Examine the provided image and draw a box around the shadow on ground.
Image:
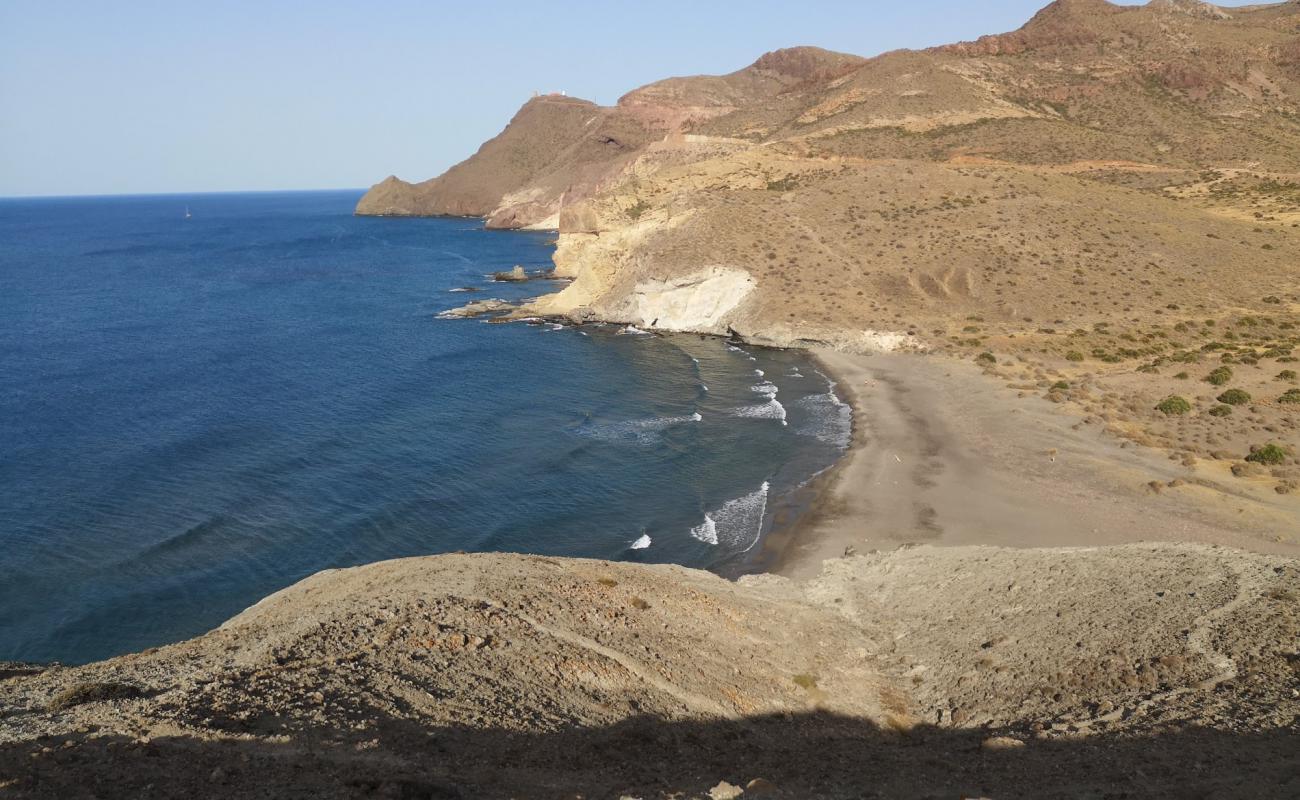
[3,709,1297,799]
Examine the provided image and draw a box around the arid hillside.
[370,1,1300,506]
[3,546,1297,798]
[355,46,863,228]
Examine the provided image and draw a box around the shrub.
[47,682,143,712]
[1051,381,1070,391]
[626,199,651,220]
[792,674,819,690]
[976,352,997,365]
[1245,444,1289,465]
[1174,371,1189,380]
[1208,404,1233,417]
[1217,389,1251,405]
[1278,370,1297,382]
[1205,366,1233,385]
[1156,395,1191,416]
[1065,351,1085,362]
[1278,389,1300,404]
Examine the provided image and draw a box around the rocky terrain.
[380,0,1300,496]
[2,545,1297,798]
[13,4,1298,797]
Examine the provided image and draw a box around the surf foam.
[689,481,770,552]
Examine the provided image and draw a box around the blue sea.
[0,190,849,665]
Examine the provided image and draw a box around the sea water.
[0,191,849,664]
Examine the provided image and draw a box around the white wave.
[618,325,652,335]
[754,369,764,377]
[794,390,852,448]
[576,412,701,445]
[630,534,652,550]
[689,481,770,552]
[546,323,566,331]
[751,381,778,397]
[701,384,708,392]
[727,345,745,353]
[732,398,787,425]
[448,287,476,293]
[689,515,718,545]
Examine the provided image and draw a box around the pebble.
[709,780,745,799]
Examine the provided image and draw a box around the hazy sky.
[0,1,1249,197]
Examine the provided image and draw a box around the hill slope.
[3,545,1297,797]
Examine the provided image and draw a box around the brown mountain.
[369,0,1299,475]
[354,47,865,227]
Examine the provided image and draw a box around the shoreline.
[769,348,1300,579]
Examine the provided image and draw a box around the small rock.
[981,736,1026,751]
[745,778,778,794]
[709,780,744,799]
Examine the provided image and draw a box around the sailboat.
[184,205,192,219]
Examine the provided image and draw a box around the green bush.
[1277,370,1297,382]
[626,199,651,220]
[976,352,997,365]
[766,175,799,192]
[1205,366,1233,385]
[1051,381,1070,391]
[1156,395,1191,416]
[1174,371,1189,380]
[1278,389,1300,404]
[1065,351,1085,362]
[1217,389,1251,405]
[1208,404,1233,417]
[1245,444,1289,465]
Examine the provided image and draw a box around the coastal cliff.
[429,1,1300,490]
[4,545,1298,797]
[364,1,1300,346]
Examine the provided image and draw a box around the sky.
[0,0,1258,197]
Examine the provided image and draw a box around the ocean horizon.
[0,190,850,664]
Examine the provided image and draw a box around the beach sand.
[771,349,1300,578]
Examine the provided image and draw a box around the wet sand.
[771,349,1300,578]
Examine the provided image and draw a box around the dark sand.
[771,350,1300,578]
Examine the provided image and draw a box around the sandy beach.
[771,349,1300,578]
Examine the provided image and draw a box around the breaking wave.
[630,534,652,550]
[733,398,787,424]
[575,412,701,445]
[688,481,771,552]
[733,378,786,424]
[795,371,852,448]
